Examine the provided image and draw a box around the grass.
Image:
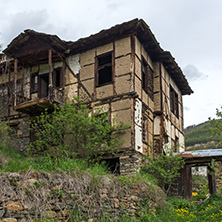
[0,143,109,175]
[2,143,222,222]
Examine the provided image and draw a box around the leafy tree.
[209,107,222,142]
[141,152,185,195]
[28,98,128,162]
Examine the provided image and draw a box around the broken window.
[31,73,38,93]
[39,74,49,98]
[53,68,63,88]
[170,85,179,118]
[142,116,148,143]
[173,136,179,152]
[142,57,153,99]
[96,52,113,86]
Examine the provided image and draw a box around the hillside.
[185,121,221,151]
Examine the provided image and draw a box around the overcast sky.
[0,0,221,128]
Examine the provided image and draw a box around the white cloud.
[183,64,205,82]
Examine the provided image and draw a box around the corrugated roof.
[184,149,222,157]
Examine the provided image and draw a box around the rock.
[101,194,108,199]
[113,198,119,208]
[7,173,20,181]
[61,210,70,217]
[21,179,38,188]
[44,211,57,218]
[6,202,23,212]
[101,188,108,194]
[0,219,17,222]
[0,208,5,218]
[130,195,139,202]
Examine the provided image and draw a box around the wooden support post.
[208,165,216,195]
[48,49,53,100]
[180,164,192,200]
[14,58,18,107]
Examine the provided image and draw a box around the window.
[142,116,148,143]
[39,74,49,98]
[96,52,113,86]
[141,58,153,99]
[31,73,38,93]
[53,68,63,88]
[173,136,179,152]
[170,85,179,118]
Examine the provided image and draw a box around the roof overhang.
[3,30,68,65]
[3,19,193,95]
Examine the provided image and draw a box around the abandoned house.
[0,19,193,175]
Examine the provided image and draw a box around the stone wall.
[0,170,165,221]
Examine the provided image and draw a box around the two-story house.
[0,19,193,174]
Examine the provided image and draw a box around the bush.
[141,153,185,195]
[28,98,128,162]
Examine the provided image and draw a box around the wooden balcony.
[14,88,64,116]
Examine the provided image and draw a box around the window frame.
[53,67,64,88]
[96,51,114,87]
[142,116,148,144]
[141,57,154,99]
[170,85,179,118]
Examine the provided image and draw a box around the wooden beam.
[48,49,53,100]
[14,58,18,107]
[55,51,93,101]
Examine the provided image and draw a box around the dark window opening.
[174,136,179,152]
[31,73,38,93]
[39,74,49,98]
[101,158,120,175]
[53,68,63,88]
[141,58,153,99]
[170,86,179,118]
[142,117,148,143]
[96,52,113,86]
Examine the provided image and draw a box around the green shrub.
[28,98,128,162]
[141,153,185,194]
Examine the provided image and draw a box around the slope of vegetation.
[1,100,222,221]
[185,121,221,148]
[1,144,222,221]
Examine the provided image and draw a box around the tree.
[209,107,222,143]
[28,98,128,162]
[141,152,185,195]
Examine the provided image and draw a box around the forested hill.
[184,121,221,151]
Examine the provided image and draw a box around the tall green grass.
[0,143,109,175]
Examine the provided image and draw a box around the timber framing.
[0,18,193,176]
